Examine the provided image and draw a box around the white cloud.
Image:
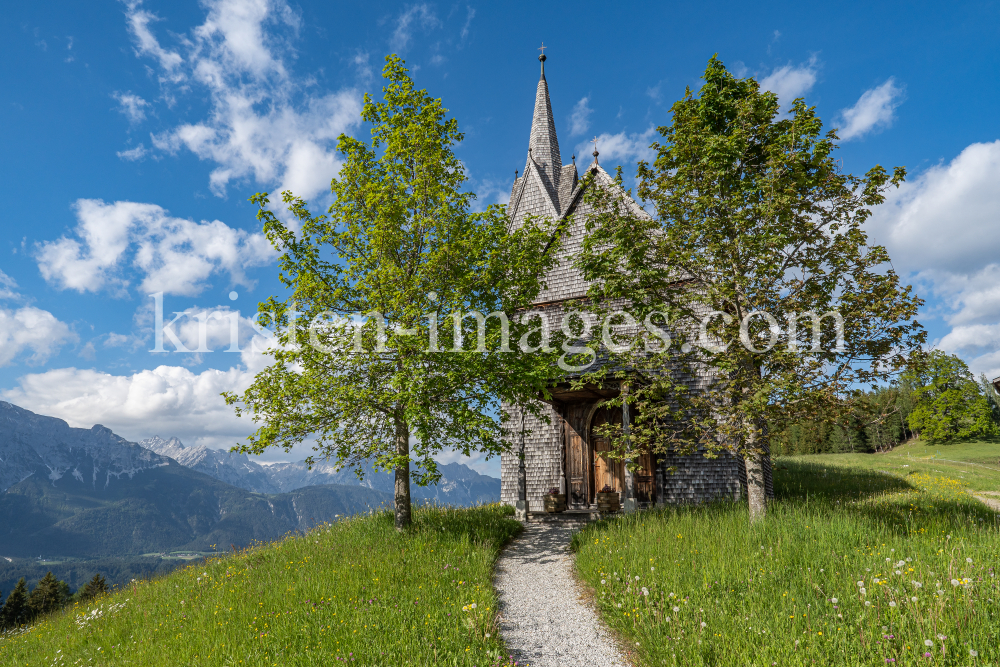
[0,270,19,300]
[123,2,184,79]
[459,7,475,42]
[390,4,440,52]
[124,0,362,200]
[838,78,904,141]
[36,198,276,296]
[759,56,819,111]
[3,364,257,449]
[113,91,150,123]
[0,306,76,367]
[117,144,148,161]
[569,96,593,136]
[868,140,1000,378]
[575,127,656,167]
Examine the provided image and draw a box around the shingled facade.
[499,55,744,511]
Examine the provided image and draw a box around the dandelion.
[911,597,918,602]
[635,576,640,581]
[651,567,655,571]
[951,579,960,587]
[865,601,872,607]
[970,649,978,657]
[673,606,680,613]
[601,580,606,585]
[889,601,896,607]
[700,622,707,628]
[641,587,649,597]
[925,640,933,647]
[857,581,865,587]
[860,588,867,595]
[967,558,973,563]
[937,634,947,641]
[831,598,838,604]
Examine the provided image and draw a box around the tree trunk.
[393,412,411,531]
[744,418,773,522]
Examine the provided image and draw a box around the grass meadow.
[573,454,1000,666]
[0,504,521,667]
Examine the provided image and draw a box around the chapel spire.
[527,44,562,181]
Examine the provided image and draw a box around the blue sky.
[2,0,999,475]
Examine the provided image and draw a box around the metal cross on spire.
[591,135,599,161]
[538,42,547,56]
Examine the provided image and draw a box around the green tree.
[27,572,65,618]
[904,351,996,442]
[979,373,1000,426]
[76,574,108,603]
[226,55,559,530]
[577,56,924,520]
[1,578,30,629]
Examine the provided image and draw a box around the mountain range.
[0,401,499,592]
[138,436,501,505]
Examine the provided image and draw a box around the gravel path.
[495,522,629,667]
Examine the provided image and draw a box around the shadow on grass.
[368,503,523,550]
[774,459,914,501]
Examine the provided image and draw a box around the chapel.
[499,52,745,513]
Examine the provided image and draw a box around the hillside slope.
[0,505,521,667]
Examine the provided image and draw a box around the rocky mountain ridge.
[139,436,501,505]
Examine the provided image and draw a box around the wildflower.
[641,587,649,597]
[673,606,680,613]
[831,598,838,604]
[937,634,946,641]
[913,581,922,588]
[860,588,867,595]
[865,601,871,607]
[970,649,978,657]
[911,597,917,602]
[651,567,655,571]
[951,579,960,587]
[635,576,640,581]
[889,601,896,607]
[601,580,606,585]
[924,653,932,658]
[857,581,865,587]
[925,640,933,647]
[967,558,973,564]
[700,622,707,628]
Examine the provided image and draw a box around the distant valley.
[0,401,499,592]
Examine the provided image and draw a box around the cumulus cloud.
[0,306,76,367]
[569,96,593,136]
[124,0,362,200]
[838,78,905,141]
[575,127,656,167]
[759,56,819,111]
[868,140,1000,377]
[113,91,150,123]
[36,198,276,296]
[3,364,257,449]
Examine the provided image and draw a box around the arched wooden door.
[590,405,624,499]
[590,404,656,504]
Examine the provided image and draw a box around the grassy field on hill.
[0,505,521,667]
[574,444,1000,666]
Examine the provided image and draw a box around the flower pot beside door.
[596,486,621,513]
[543,488,566,513]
